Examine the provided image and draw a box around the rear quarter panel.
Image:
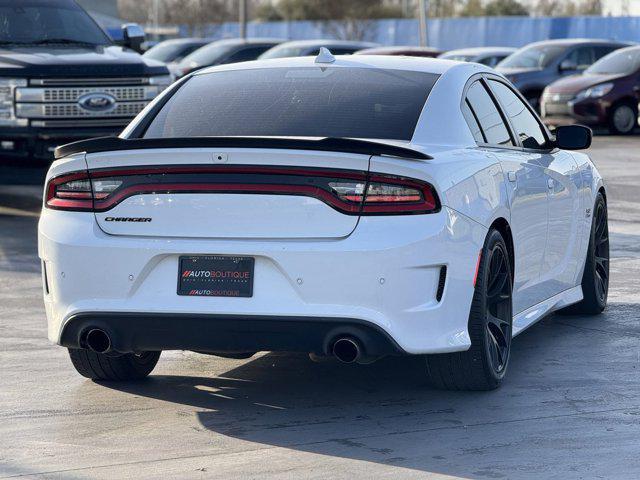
[370,148,510,229]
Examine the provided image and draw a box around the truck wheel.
[559,193,609,315]
[68,348,160,381]
[425,229,513,391]
[608,102,637,135]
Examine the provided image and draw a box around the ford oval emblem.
[78,92,116,112]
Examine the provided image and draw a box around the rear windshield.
[144,41,207,63]
[499,44,566,69]
[180,43,233,66]
[143,67,439,141]
[586,48,640,75]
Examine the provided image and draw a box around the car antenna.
[315,47,335,64]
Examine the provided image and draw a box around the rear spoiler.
[54,136,432,161]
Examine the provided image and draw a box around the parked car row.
[5,0,639,166]
[147,35,640,135]
[144,39,380,79]
[540,45,640,134]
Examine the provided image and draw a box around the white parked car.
[40,52,609,390]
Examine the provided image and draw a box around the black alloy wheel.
[425,229,513,390]
[559,192,609,315]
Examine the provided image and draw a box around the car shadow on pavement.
[101,304,640,478]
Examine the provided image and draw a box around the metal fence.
[108,16,640,49]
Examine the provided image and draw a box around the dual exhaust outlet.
[84,329,372,364]
[84,328,112,354]
[332,337,377,364]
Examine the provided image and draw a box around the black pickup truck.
[0,0,171,161]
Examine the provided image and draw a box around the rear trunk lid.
[86,148,371,239]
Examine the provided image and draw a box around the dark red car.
[542,45,640,134]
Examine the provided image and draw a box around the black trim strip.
[54,136,432,161]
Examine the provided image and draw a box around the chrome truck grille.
[14,78,157,126]
[17,102,149,119]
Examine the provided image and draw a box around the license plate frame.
[178,255,255,297]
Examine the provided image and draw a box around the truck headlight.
[148,74,173,96]
[0,78,28,127]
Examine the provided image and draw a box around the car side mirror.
[554,125,592,150]
[121,23,145,53]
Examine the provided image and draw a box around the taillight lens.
[46,173,93,211]
[92,178,123,199]
[45,173,121,211]
[329,177,438,214]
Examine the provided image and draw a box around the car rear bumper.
[60,312,404,356]
[39,206,487,355]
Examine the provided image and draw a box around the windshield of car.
[180,43,234,66]
[143,67,439,141]
[586,48,640,75]
[259,45,305,59]
[0,0,111,46]
[144,42,206,63]
[499,44,566,69]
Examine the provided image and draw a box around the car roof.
[525,38,631,47]
[605,44,640,53]
[194,54,488,77]
[160,38,211,45]
[355,46,442,55]
[269,39,379,49]
[441,46,517,56]
[202,38,285,48]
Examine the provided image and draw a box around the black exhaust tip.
[332,337,361,364]
[85,328,111,354]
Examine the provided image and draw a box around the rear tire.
[68,349,160,381]
[559,193,609,315]
[425,229,513,391]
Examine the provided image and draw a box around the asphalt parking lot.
[1,136,640,479]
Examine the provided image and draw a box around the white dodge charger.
[39,51,609,390]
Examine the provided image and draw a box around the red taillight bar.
[45,166,440,215]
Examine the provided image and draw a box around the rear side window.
[566,46,594,69]
[224,45,273,63]
[479,56,502,67]
[143,67,439,141]
[464,81,513,147]
[488,80,547,149]
[594,45,619,61]
[462,99,485,143]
